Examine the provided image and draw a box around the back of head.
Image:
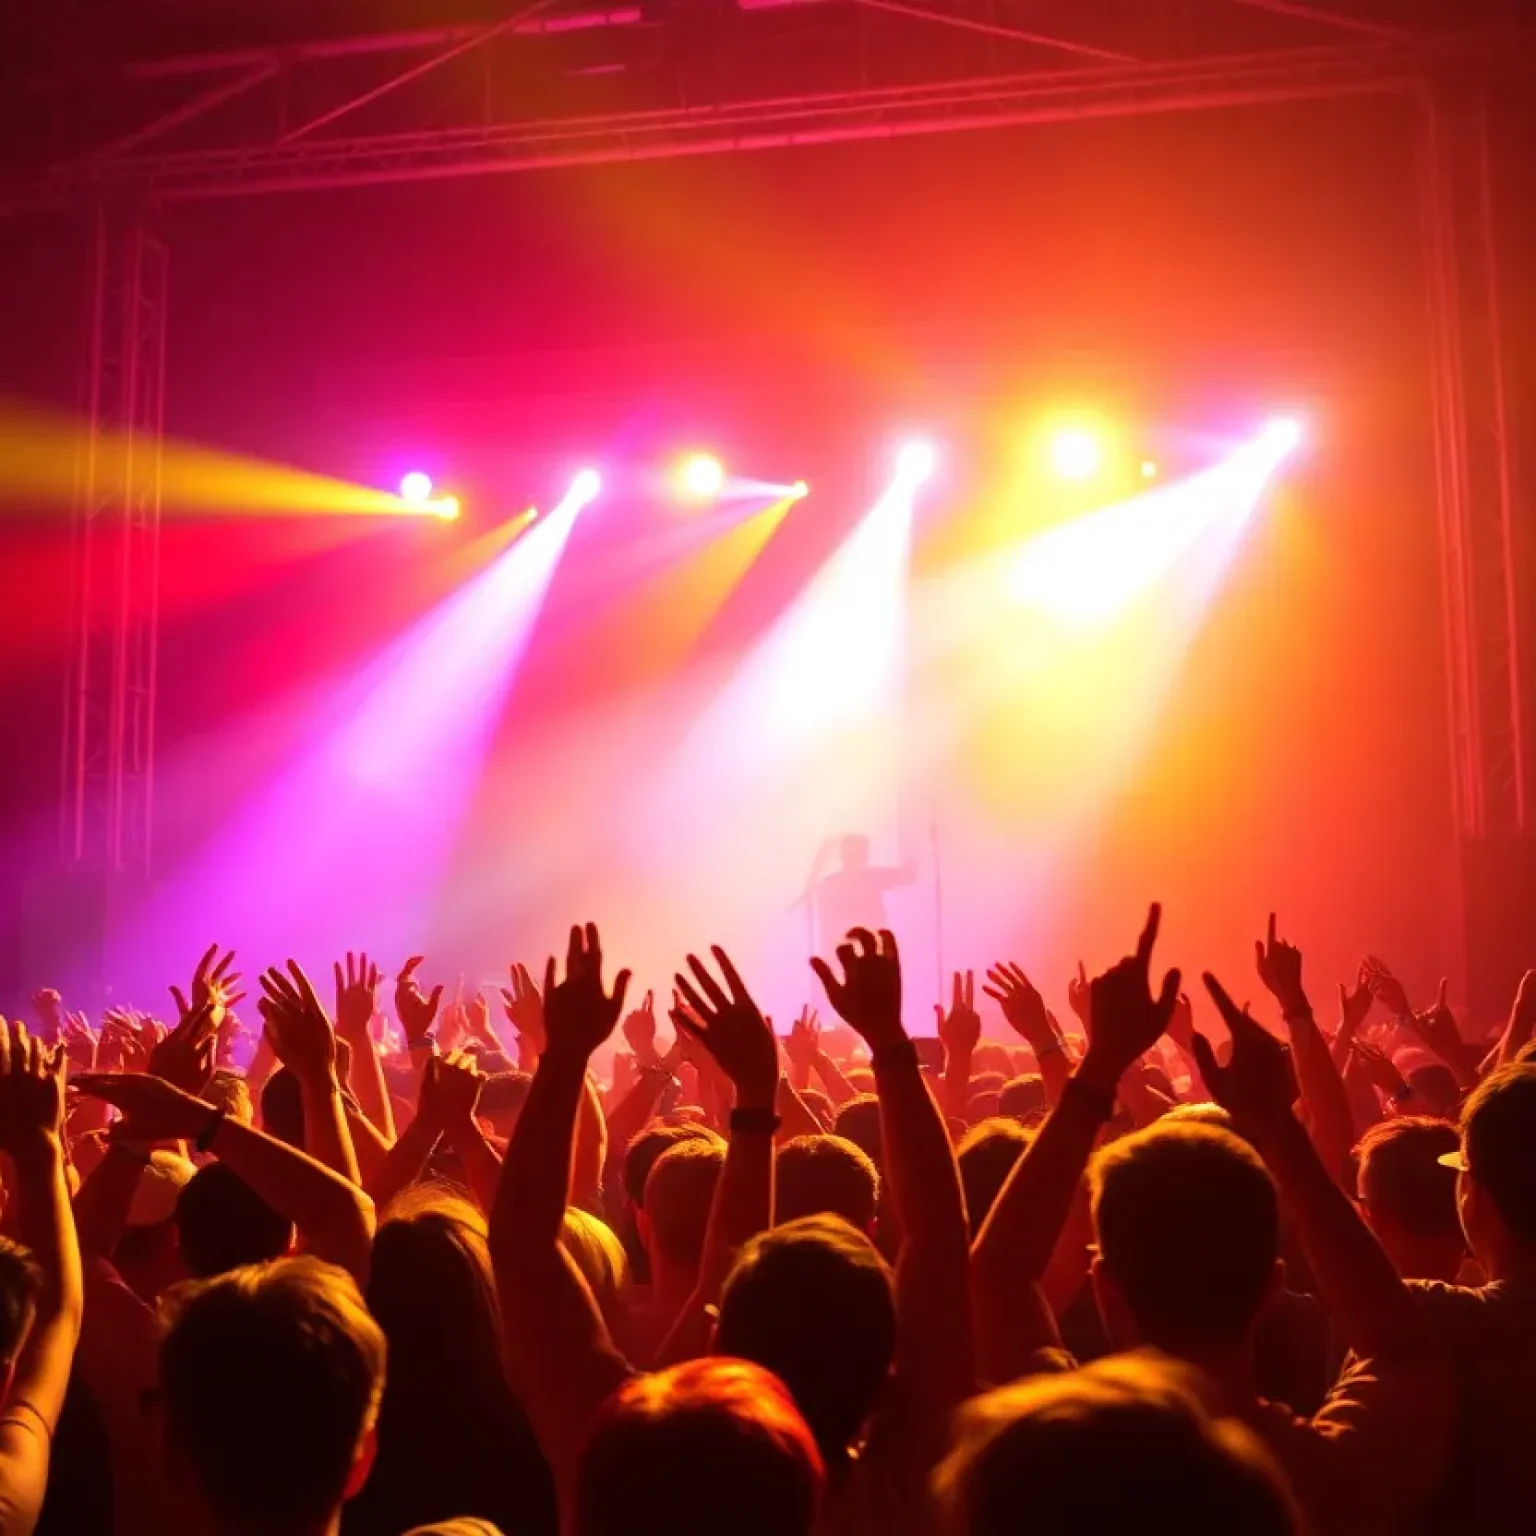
[176,1163,294,1279]
[159,1255,386,1532]
[577,1358,823,1536]
[1356,1116,1461,1238]
[643,1138,725,1272]
[715,1214,895,1466]
[561,1208,629,1322]
[997,1074,1046,1124]
[0,1237,41,1378]
[832,1095,882,1168]
[935,1353,1297,1536]
[775,1135,879,1231]
[1460,1063,1536,1248]
[1090,1122,1279,1356]
[260,1067,306,1149]
[623,1122,720,1212]
[957,1119,1032,1237]
[477,1071,531,1140]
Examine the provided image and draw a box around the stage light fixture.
[1050,428,1103,481]
[1141,461,1158,480]
[676,452,726,502]
[896,440,938,484]
[432,495,461,522]
[571,468,602,507]
[1262,416,1305,454]
[790,480,811,500]
[400,471,434,504]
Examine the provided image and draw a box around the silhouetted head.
[576,1358,823,1536]
[158,1256,385,1534]
[1089,1122,1281,1362]
[935,1352,1298,1536]
[176,1163,294,1279]
[838,835,871,870]
[715,1214,895,1469]
[1450,1063,1536,1273]
[1355,1116,1463,1280]
[957,1118,1033,1237]
[775,1135,879,1233]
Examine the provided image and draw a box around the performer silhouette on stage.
[795,833,917,952]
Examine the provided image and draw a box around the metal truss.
[60,204,167,876]
[1420,87,1527,842]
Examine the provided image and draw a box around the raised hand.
[784,1006,822,1075]
[0,1020,67,1156]
[333,951,380,1040]
[102,1009,162,1075]
[1347,1037,1411,1102]
[72,1072,214,1144]
[170,944,244,1032]
[672,949,778,1107]
[417,1049,486,1132]
[811,928,904,1052]
[465,991,498,1049]
[542,924,630,1062]
[499,963,546,1056]
[395,956,444,1046]
[1361,954,1413,1020]
[149,1001,219,1097]
[1338,965,1374,1039]
[621,990,660,1066]
[1193,974,1298,1133]
[983,962,1055,1051]
[1166,991,1196,1053]
[30,989,65,1045]
[1081,904,1181,1087]
[60,1011,98,1075]
[935,970,981,1058]
[1405,979,1476,1084]
[1254,913,1308,1016]
[1067,961,1092,1029]
[258,962,338,1086]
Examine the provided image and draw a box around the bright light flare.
[1262,416,1305,455]
[675,452,726,503]
[896,440,938,484]
[431,495,460,522]
[790,480,810,500]
[569,469,602,508]
[400,471,434,504]
[1049,428,1103,482]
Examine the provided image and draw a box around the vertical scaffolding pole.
[61,202,168,878]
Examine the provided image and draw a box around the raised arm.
[1255,914,1355,1182]
[656,947,780,1364]
[972,907,1179,1383]
[75,1072,376,1283]
[1494,970,1536,1068]
[935,971,980,1123]
[489,924,633,1498]
[813,930,975,1422]
[333,952,395,1142]
[258,962,360,1186]
[432,1051,502,1215]
[983,963,1072,1107]
[0,1021,82,1536]
[1195,977,1425,1362]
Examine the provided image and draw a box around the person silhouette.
[797,834,916,953]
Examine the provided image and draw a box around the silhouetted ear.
[343,1418,378,1503]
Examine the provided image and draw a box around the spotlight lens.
[677,453,726,501]
[572,469,602,505]
[400,471,433,504]
[434,495,461,522]
[1140,460,1158,479]
[1263,416,1305,453]
[1050,429,1102,481]
[896,441,937,482]
[791,479,810,499]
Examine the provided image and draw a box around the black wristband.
[195,1108,227,1154]
[408,1033,436,1052]
[1064,1073,1117,1122]
[729,1107,782,1136]
[872,1039,921,1071]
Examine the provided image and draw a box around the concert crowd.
[0,903,1533,1535]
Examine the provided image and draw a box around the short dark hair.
[576,1359,823,1536]
[477,1071,531,1138]
[935,1352,1297,1536]
[644,1138,725,1270]
[0,1237,42,1367]
[997,1074,1046,1124]
[957,1118,1032,1237]
[831,1095,882,1169]
[623,1123,720,1212]
[1356,1117,1460,1238]
[159,1256,386,1530]
[1461,1064,1536,1245]
[775,1136,878,1231]
[715,1214,895,1466]
[176,1164,294,1279]
[1090,1123,1279,1352]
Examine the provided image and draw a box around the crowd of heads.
[0,920,1533,1535]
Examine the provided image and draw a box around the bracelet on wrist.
[1064,1073,1117,1122]
[408,1033,436,1052]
